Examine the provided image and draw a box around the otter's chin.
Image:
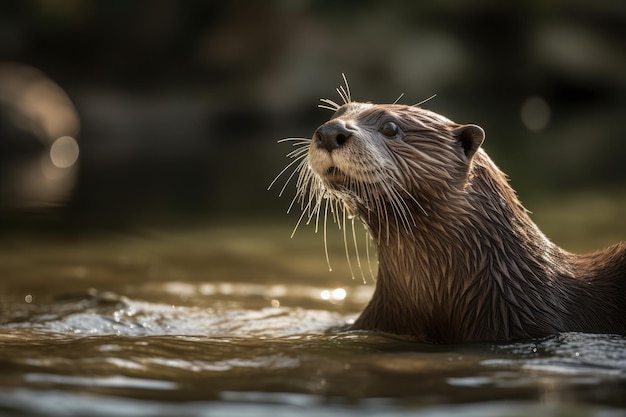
[324,166,347,186]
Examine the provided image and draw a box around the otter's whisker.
[312,189,326,221]
[319,98,341,112]
[286,147,308,160]
[365,177,392,245]
[378,182,407,241]
[277,137,311,144]
[413,93,437,107]
[287,142,311,158]
[268,140,309,192]
[286,161,312,213]
[358,168,383,241]
[364,223,376,282]
[323,196,332,272]
[380,178,416,230]
[342,203,356,280]
[336,87,349,106]
[341,73,352,103]
[269,154,307,195]
[296,164,316,199]
[302,187,317,224]
[393,93,405,105]
[363,181,386,245]
[331,199,342,228]
[290,168,315,215]
[336,73,352,106]
[291,204,310,239]
[292,179,323,239]
[303,183,322,222]
[351,216,366,284]
[294,162,310,193]
[314,192,323,234]
[392,177,428,217]
[319,105,338,112]
[286,193,300,215]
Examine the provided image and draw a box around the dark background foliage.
[1,0,624,232]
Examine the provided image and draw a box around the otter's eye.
[380,121,399,138]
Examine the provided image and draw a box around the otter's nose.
[314,120,354,152]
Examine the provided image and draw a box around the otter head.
[305,101,485,239]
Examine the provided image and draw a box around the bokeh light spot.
[521,96,551,132]
[50,136,80,168]
[331,288,347,301]
[320,288,347,304]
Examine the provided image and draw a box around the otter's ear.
[452,124,485,161]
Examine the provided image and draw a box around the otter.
[273,83,626,343]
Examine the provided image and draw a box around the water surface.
[1,218,625,416]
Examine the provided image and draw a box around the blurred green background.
[0,0,624,234]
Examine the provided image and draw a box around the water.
[1,222,626,417]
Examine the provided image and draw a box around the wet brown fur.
[302,102,626,343]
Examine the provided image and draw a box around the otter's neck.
[354,152,577,343]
